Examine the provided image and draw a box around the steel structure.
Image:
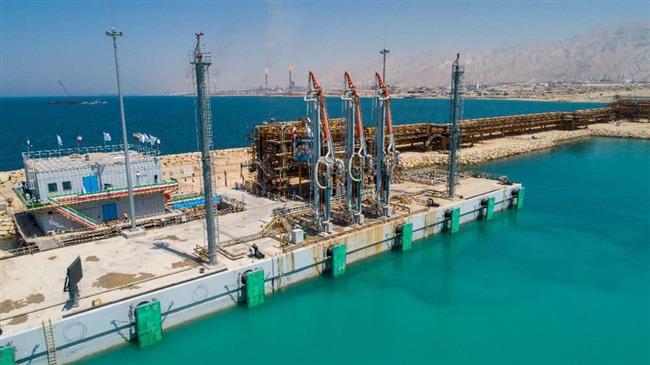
[248,101,628,200]
[191,32,219,265]
[341,72,366,224]
[106,27,137,231]
[373,72,398,217]
[448,53,464,198]
[305,71,339,233]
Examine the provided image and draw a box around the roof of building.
[24,146,159,174]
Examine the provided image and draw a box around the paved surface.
[0,178,505,333]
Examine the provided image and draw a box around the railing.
[22,144,160,160]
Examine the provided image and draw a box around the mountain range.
[317,22,650,88]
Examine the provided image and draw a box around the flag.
[103,132,112,142]
[76,135,83,143]
[149,135,157,146]
[291,126,297,139]
[132,132,142,142]
[56,134,63,147]
[306,126,313,139]
[139,133,146,143]
[26,139,31,148]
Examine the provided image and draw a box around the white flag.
[57,134,63,147]
[149,135,157,146]
[76,135,83,143]
[103,132,111,142]
[139,133,146,143]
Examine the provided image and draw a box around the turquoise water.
[0,96,601,171]
[78,137,650,364]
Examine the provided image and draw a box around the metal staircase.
[47,197,98,229]
[42,319,58,365]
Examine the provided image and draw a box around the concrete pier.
[0,176,521,364]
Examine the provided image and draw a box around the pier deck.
[1,177,506,333]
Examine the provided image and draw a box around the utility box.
[135,300,163,348]
[290,228,304,244]
[0,346,15,365]
[245,269,265,308]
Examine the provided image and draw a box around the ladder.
[42,319,58,365]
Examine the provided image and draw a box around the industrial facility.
[1,29,649,365]
[18,145,175,234]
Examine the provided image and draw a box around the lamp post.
[106,27,137,231]
[380,48,390,84]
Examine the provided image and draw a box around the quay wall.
[1,184,521,364]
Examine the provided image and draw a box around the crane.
[341,71,366,224]
[373,72,398,217]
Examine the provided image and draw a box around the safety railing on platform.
[22,143,160,160]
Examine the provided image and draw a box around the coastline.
[1,120,647,242]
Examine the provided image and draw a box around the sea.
[0,96,600,171]
[2,97,648,364]
[75,137,650,365]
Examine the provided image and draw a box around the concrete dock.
[0,176,521,364]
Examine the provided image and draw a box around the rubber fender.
[241,269,253,285]
[395,224,404,235]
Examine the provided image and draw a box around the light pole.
[106,27,137,231]
[380,48,390,84]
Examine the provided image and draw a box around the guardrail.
[22,144,160,160]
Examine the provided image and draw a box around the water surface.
[78,137,650,365]
[0,96,600,171]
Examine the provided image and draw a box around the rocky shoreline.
[0,120,647,241]
[399,121,649,169]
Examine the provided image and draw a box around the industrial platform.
[0,177,513,334]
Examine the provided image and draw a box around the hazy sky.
[1,0,647,96]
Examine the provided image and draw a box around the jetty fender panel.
[447,207,460,233]
[327,243,347,277]
[516,187,525,209]
[245,269,265,308]
[135,300,163,348]
[395,223,413,251]
[0,346,15,365]
[486,197,495,220]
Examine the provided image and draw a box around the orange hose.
[344,71,364,137]
[308,71,330,140]
[375,72,393,134]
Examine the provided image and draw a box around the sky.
[0,0,648,96]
